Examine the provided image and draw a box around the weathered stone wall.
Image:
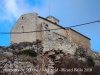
[37,18,69,53]
[66,29,91,49]
[11,12,91,55]
[11,13,38,44]
[37,18,66,37]
[36,23,43,41]
[36,19,78,54]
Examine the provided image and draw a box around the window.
[22,17,23,19]
[22,26,24,32]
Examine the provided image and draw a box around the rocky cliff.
[0,40,100,75]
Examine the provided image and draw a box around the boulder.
[75,46,86,57]
[32,44,43,54]
[78,57,86,62]
[10,42,33,50]
[21,46,32,50]
[49,52,55,55]
[3,52,13,57]
[0,49,4,54]
[55,55,60,60]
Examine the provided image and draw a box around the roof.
[38,16,91,40]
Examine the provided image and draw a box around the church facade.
[11,12,91,54]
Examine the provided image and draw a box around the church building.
[11,12,91,54]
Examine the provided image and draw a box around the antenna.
[49,4,50,16]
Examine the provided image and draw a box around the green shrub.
[17,49,38,57]
[87,56,95,66]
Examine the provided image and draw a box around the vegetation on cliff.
[17,49,38,57]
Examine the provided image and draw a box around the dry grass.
[54,56,100,75]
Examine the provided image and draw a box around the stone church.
[10,12,91,54]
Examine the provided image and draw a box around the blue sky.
[0,0,100,52]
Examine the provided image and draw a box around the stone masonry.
[10,12,91,55]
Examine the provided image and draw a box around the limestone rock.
[22,46,32,50]
[49,51,55,55]
[3,52,13,57]
[55,55,60,60]
[75,46,86,57]
[0,49,4,54]
[78,57,86,62]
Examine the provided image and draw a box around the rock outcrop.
[0,41,100,75]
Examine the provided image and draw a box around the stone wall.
[41,22,78,55]
[10,13,38,44]
[66,28,91,49]
[37,17,66,37]
[11,12,91,55]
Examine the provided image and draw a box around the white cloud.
[0,0,38,22]
[0,0,62,21]
[5,0,19,18]
[0,0,86,29]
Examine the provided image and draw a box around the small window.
[22,17,23,19]
[46,24,48,27]
[45,24,48,29]
[22,26,24,32]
